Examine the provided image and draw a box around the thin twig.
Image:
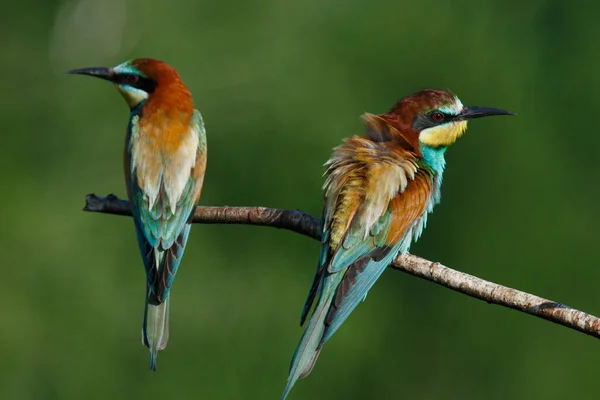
[84,193,600,340]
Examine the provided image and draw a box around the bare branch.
[84,193,600,340]
[84,193,321,239]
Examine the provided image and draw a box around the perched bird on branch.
[69,59,206,370]
[282,89,513,399]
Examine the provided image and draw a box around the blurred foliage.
[2,0,600,399]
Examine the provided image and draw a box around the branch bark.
[84,193,600,340]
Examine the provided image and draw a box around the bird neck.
[140,83,194,125]
[419,144,447,177]
[130,100,146,115]
[419,144,447,214]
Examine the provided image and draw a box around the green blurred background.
[3,0,600,398]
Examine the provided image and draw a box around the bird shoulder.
[323,136,428,254]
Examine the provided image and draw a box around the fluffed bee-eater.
[69,58,207,370]
[282,89,514,399]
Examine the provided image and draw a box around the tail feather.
[281,296,332,400]
[142,288,170,371]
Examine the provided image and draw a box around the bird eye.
[432,112,444,121]
[127,74,139,83]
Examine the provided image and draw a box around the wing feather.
[128,109,206,303]
[300,135,431,334]
[321,173,432,342]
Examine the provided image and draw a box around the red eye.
[127,74,139,83]
[432,112,444,121]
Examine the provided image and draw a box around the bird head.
[382,89,514,149]
[68,58,190,110]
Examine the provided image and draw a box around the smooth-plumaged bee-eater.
[282,89,514,399]
[68,58,206,370]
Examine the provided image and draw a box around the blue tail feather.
[142,286,170,371]
[283,243,405,398]
[282,296,331,400]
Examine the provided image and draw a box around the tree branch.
[84,193,600,340]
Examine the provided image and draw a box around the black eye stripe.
[431,112,444,121]
[413,111,456,132]
[115,73,157,93]
[430,111,451,121]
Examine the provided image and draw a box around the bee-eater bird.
[282,89,513,399]
[68,58,206,370]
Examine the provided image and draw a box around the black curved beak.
[459,106,516,121]
[67,67,114,82]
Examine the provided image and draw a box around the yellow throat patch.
[418,120,468,147]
